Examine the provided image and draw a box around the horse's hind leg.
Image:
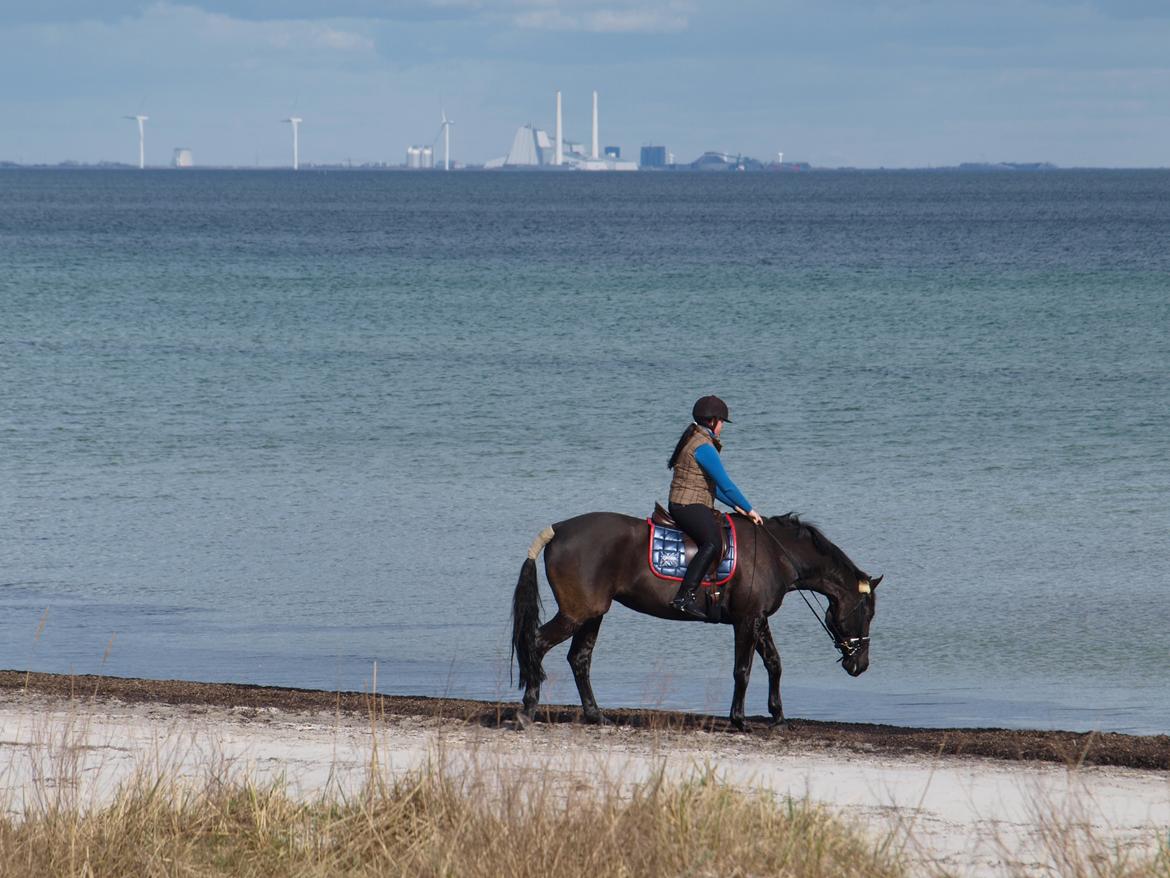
[520,612,580,724]
[755,618,786,730]
[567,615,606,724]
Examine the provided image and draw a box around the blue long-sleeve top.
[694,442,753,512]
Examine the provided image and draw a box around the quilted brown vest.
[669,428,718,507]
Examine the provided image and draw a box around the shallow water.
[2,168,1168,733]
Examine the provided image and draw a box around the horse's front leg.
[729,616,762,732]
[755,617,786,730]
[567,615,607,724]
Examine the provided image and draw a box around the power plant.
[172,148,193,168]
[484,90,636,170]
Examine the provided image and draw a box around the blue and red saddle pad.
[646,513,737,586]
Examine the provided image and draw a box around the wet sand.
[4,670,1168,770]
[2,670,1168,875]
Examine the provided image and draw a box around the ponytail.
[667,424,698,469]
[668,420,723,468]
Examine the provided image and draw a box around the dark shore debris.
[2,670,1167,772]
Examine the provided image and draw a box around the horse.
[511,511,881,731]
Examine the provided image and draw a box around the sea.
[2,168,1167,734]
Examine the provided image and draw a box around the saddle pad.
[646,516,737,586]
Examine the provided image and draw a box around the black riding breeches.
[668,502,721,553]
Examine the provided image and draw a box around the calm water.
[2,168,1167,733]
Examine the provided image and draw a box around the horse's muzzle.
[842,651,869,677]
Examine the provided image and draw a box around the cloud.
[0,0,693,28]
[14,3,380,64]
[511,4,689,32]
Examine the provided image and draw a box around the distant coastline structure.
[172,148,193,168]
[406,145,434,168]
[555,90,563,166]
[123,114,148,169]
[485,90,636,170]
[438,110,453,170]
[282,116,303,170]
[591,90,599,160]
[640,145,667,168]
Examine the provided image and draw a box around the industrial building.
[485,91,636,170]
[690,151,766,171]
[640,145,667,168]
[406,145,434,169]
[171,148,193,168]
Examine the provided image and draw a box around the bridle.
[757,518,870,662]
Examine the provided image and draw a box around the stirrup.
[671,590,707,620]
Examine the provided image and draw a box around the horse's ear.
[870,575,883,589]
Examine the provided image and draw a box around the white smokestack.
[591,90,599,160]
[555,90,563,166]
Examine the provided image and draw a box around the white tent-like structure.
[484,125,555,167]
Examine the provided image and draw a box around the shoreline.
[2,669,1169,874]
[3,669,1168,771]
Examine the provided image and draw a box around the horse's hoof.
[583,712,612,726]
[514,710,534,731]
[769,719,789,732]
[730,717,750,733]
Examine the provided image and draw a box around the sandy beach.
[2,671,1168,876]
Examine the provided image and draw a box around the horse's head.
[825,574,881,676]
[768,514,883,676]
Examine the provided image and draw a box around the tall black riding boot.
[670,543,720,620]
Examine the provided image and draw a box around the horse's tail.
[511,525,555,690]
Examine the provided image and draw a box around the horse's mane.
[770,513,869,581]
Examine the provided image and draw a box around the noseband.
[831,596,870,661]
[810,587,869,662]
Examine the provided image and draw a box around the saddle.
[646,503,737,585]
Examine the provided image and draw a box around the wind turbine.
[123,115,148,169]
[282,116,303,170]
[435,109,454,170]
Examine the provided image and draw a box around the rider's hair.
[667,419,721,469]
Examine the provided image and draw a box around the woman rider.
[667,395,764,619]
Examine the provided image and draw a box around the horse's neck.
[765,521,854,603]
[793,576,845,603]
[764,526,836,600]
[778,540,845,601]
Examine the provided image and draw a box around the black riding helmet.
[692,395,731,423]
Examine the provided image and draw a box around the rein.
[756,518,869,662]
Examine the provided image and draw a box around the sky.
[0,0,1167,168]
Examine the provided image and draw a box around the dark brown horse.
[511,512,881,731]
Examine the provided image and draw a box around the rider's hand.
[748,509,764,526]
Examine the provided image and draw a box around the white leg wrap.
[527,525,556,560]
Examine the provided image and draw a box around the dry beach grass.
[1,671,1168,876]
[0,763,911,877]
